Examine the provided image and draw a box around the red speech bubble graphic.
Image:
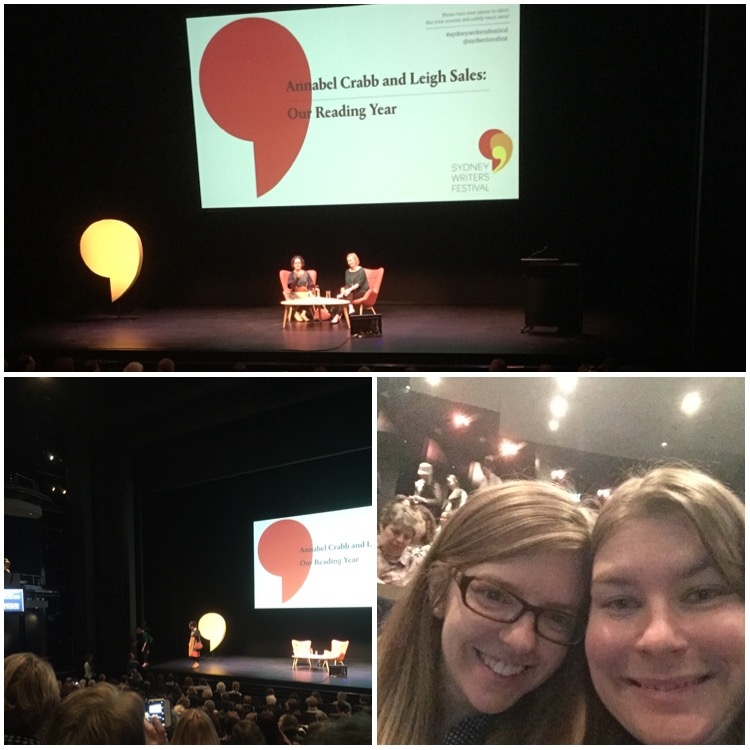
[258,520,313,603]
[199,18,312,197]
[479,129,514,173]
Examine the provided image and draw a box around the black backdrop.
[139,452,373,662]
[5,5,745,369]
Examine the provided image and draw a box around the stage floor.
[6,304,682,371]
[150,655,371,694]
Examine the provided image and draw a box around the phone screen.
[145,698,171,727]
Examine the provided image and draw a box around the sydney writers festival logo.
[451,129,514,194]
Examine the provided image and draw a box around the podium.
[521,258,582,335]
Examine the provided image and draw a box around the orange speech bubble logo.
[199,18,312,198]
[258,520,313,603]
[80,219,143,302]
[479,129,514,173]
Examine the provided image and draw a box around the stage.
[149,655,372,696]
[6,303,684,372]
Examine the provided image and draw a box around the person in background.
[444,473,468,512]
[4,652,61,744]
[476,455,502,489]
[584,465,744,745]
[411,462,444,522]
[41,681,168,744]
[189,620,203,670]
[377,500,423,586]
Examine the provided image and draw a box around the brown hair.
[171,707,220,744]
[585,465,745,744]
[41,681,145,744]
[377,481,591,744]
[4,652,61,739]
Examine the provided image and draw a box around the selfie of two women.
[376,377,744,744]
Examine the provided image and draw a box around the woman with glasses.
[377,481,591,744]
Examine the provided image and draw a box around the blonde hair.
[585,465,745,744]
[377,481,591,744]
[347,252,360,265]
[4,652,60,739]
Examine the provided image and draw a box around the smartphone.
[145,698,172,728]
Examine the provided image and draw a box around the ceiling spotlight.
[425,376,441,386]
[661,441,668,448]
[452,413,472,428]
[555,375,578,394]
[548,419,559,431]
[550,396,568,419]
[680,391,702,416]
[499,439,526,457]
[550,469,567,481]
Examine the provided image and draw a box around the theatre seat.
[352,268,383,315]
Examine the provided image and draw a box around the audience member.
[123,361,144,372]
[584,465,745,745]
[475,454,502,489]
[227,719,265,744]
[4,652,61,744]
[157,358,176,372]
[301,696,327,724]
[312,711,371,744]
[408,504,437,559]
[279,713,304,743]
[378,481,591,744]
[444,473,468,512]
[377,500,423,586]
[256,709,290,744]
[170,706,220,744]
[411,462,444,520]
[41,681,164,744]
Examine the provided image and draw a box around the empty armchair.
[352,267,383,315]
[321,639,349,671]
[291,639,313,668]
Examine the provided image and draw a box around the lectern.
[521,258,582,334]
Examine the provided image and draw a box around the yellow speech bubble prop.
[80,219,143,302]
[198,612,227,652]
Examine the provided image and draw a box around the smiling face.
[437,550,586,723]
[346,253,358,269]
[586,514,744,744]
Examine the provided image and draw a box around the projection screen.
[187,4,520,208]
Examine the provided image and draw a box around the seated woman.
[584,465,744,745]
[288,255,316,322]
[331,252,369,324]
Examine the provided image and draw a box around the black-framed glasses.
[456,572,586,646]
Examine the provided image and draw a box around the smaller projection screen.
[253,506,373,609]
[187,4,520,207]
[4,589,25,613]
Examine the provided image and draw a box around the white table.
[281,297,351,329]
